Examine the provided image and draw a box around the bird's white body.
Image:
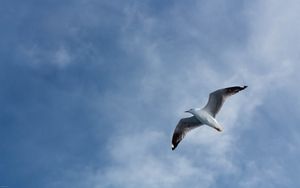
[187,108,222,132]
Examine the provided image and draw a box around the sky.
[1,0,300,187]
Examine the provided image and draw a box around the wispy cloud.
[89,1,300,187]
[3,0,300,188]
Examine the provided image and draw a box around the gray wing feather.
[203,86,247,117]
[171,116,202,150]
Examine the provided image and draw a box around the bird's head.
[185,108,199,114]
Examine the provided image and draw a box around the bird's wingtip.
[171,144,176,150]
[242,85,248,89]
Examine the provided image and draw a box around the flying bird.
[171,86,247,150]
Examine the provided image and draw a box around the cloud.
[95,131,215,188]
[19,44,72,68]
[4,0,300,187]
[79,2,254,188]
[238,160,290,188]
[90,1,300,187]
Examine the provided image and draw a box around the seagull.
[171,86,247,150]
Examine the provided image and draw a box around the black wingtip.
[237,85,247,90]
[171,141,180,151]
[171,145,175,150]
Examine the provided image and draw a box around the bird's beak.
[184,110,189,113]
[214,127,223,132]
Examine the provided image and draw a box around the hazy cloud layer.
[1,0,300,188]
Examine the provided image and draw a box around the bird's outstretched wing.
[171,116,202,150]
[203,86,247,117]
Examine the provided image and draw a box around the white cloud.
[94,1,300,187]
[40,0,300,187]
[19,44,72,68]
[54,46,71,67]
[238,160,290,188]
[89,130,216,188]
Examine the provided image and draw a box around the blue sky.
[1,0,300,187]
